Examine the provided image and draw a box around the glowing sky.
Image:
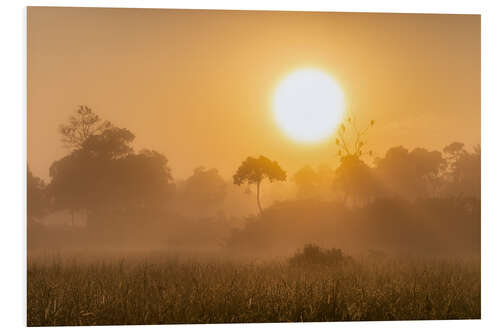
[28,8,480,180]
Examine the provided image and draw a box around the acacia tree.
[59,105,112,150]
[233,156,286,214]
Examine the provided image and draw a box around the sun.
[273,68,345,143]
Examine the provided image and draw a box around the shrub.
[289,244,353,267]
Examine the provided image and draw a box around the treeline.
[293,142,480,203]
[27,107,480,256]
[229,122,480,256]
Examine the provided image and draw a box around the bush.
[289,244,352,267]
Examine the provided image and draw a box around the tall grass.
[27,254,480,326]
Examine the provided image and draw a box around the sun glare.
[273,68,345,143]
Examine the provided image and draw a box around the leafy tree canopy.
[233,155,286,186]
[233,155,286,214]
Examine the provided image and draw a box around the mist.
[27,107,480,260]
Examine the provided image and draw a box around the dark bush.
[289,244,353,267]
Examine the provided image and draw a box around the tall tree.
[59,105,111,150]
[332,116,376,204]
[50,109,173,228]
[233,156,286,214]
[333,154,378,205]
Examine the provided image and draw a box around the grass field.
[27,254,480,326]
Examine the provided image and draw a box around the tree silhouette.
[333,154,378,205]
[442,143,480,198]
[50,109,173,228]
[443,142,466,166]
[59,105,112,150]
[335,116,374,157]
[81,127,135,159]
[48,152,89,226]
[293,165,320,199]
[27,166,48,224]
[233,156,286,214]
[179,167,227,215]
[332,116,376,204]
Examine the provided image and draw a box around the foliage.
[293,165,320,199]
[233,156,287,186]
[27,166,48,223]
[49,110,173,229]
[442,142,480,198]
[175,167,227,216]
[333,154,378,205]
[226,196,480,257]
[233,156,286,214]
[327,143,478,204]
[374,146,446,199]
[81,127,135,160]
[289,244,352,267]
[59,106,112,150]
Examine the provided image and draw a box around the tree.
[81,127,135,159]
[333,154,378,205]
[293,165,320,199]
[50,111,174,228]
[332,116,376,205]
[48,148,102,226]
[442,143,480,198]
[374,146,446,199]
[335,116,375,158]
[179,167,227,215]
[59,105,111,150]
[443,142,466,166]
[27,166,48,224]
[233,156,286,214]
[111,149,174,214]
[49,128,134,225]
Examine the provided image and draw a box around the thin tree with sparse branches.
[335,115,375,158]
[59,105,112,150]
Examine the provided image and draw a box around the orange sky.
[28,8,480,181]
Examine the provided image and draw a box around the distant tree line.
[293,117,480,205]
[27,106,480,256]
[227,118,480,256]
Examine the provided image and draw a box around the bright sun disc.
[273,68,345,143]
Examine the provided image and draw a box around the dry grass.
[27,254,480,326]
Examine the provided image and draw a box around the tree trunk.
[71,209,74,227]
[256,180,263,215]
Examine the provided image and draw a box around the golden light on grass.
[273,68,345,143]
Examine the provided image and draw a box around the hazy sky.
[28,8,480,181]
